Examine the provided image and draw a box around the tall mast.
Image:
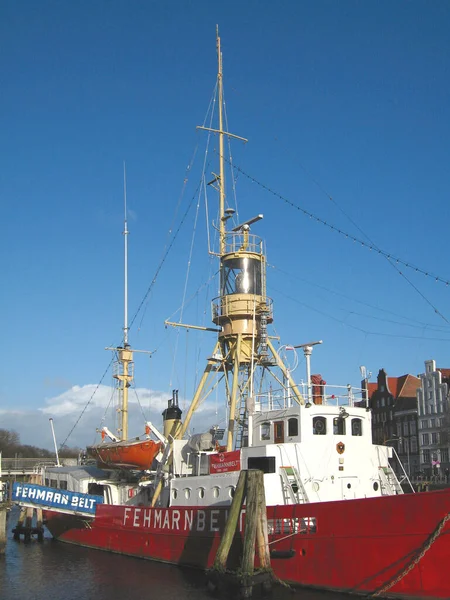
[108,163,134,441]
[175,29,303,452]
[217,27,226,256]
[123,161,129,347]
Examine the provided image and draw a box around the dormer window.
[313,416,327,435]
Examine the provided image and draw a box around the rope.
[228,156,450,287]
[58,356,114,450]
[369,512,450,597]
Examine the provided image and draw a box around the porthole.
[172,489,178,500]
[347,483,351,489]
[198,488,205,499]
[229,486,235,498]
[213,486,220,498]
[373,482,379,491]
[312,481,320,492]
[184,488,191,499]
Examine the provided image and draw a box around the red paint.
[44,488,450,598]
[209,450,241,474]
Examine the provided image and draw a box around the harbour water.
[0,507,351,600]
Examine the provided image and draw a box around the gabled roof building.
[368,369,420,476]
[417,360,450,476]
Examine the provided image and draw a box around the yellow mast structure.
[178,27,304,452]
[151,27,305,507]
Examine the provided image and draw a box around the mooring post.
[24,507,33,542]
[0,505,7,554]
[36,508,44,542]
[213,469,248,572]
[255,470,271,570]
[13,508,26,541]
[240,470,260,597]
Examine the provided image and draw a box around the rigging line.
[174,85,216,330]
[272,285,450,342]
[168,177,203,389]
[222,155,449,324]
[59,356,115,450]
[129,169,207,333]
[220,154,450,288]
[92,385,117,445]
[268,263,450,332]
[131,387,148,423]
[165,271,219,323]
[223,88,240,222]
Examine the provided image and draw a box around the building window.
[410,421,417,434]
[351,418,362,436]
[421,420,428,429]
[288,417,298,437]
[423,449,431,463]
[313,416,327,435]
[411,437,418,452]
[430,419,436,428]
[431,432,439,444]
[402,422,408,436]
[260,422,271,441]
[422,433,430,445]
[441,448,449,463]
[333,417,346,435]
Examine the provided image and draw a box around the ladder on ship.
[280,466,309,504]
[235,389,248,450]
[379,466,404,495]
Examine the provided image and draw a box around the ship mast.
[107,163,134,441]
[176,28,304,453]
[217,29,226,257]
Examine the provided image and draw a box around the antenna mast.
[123,161,129,347]
[107,163,134,441]
[217,26,226,256]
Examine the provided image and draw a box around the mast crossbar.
[196,125,247,143]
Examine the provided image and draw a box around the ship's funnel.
[162,389,183,439]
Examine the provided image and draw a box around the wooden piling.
[241,471,259,587]
[208,469,275,598]
[213,470,247,572]
[0,505,7,554]
[12,506,45,543]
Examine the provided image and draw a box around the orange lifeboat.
[87,438,162,470]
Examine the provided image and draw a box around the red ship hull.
[44,488,450,598]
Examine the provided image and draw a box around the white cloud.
[1,383,225,451]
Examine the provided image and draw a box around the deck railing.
[254,383,368,412]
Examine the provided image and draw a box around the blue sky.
[1,1,450,450]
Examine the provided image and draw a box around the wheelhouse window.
[260,422,271,441]
[351,418,362,436]
[333,417,346,435]
[288,417,298,437]
[313,416,327,435]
